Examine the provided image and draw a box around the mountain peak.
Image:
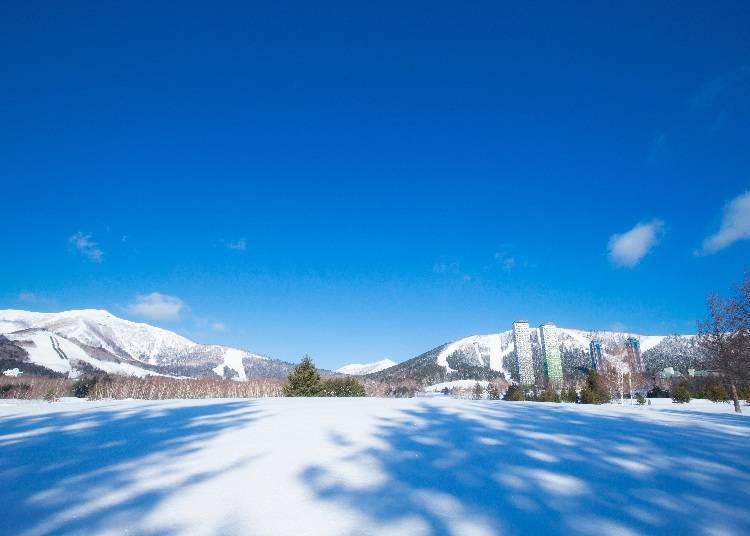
[0,308,276,380]
[336,358,397,375]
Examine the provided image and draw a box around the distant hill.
[0,309,298,380]
[367,327,701,387]
[336,359,397,375]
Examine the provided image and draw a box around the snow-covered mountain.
[367,327,698,386]
[1,309,701,385]
[0,309,294,380]
[336,358,397,376]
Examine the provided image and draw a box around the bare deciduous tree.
[698,275,750,413]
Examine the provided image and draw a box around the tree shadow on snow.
[0,400,263,535]
[301,401,750,536]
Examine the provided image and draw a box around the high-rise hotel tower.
[512,320,535,385]
[589,339,603,370]
[625,337,643,373]
[539,322,563,385]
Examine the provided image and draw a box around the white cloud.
[608,220,665,267]
[699,191,750,255]
[433,261,472,281]
[18,292,38,303]
[494,252,516,272]
[68,232,103,263]
[211,322,226,332]
[228,239,247,251]
[126,293,186,321]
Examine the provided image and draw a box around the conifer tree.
[283,356,322,397]
[579,370,610,404]
[503,384,525,401]
[562,386,578,403]
[320,377,366,397]
[705,382,729,403]
[672,383,691,404]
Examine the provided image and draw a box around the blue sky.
[1,2,749,369]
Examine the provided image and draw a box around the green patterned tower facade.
[539,322,563,386]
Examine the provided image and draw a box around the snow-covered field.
[1,398,749,536]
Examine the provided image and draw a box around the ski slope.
[1,397,748,535]
[0,309,268,379]
[336,358,397,375]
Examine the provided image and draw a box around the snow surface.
[1,397,748,536]
[436,334,511,374]
[336,358,397,375]
[4,329,158,378]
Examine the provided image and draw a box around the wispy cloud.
[18,292,39,303]
[68,232,103,263]
[692,65,750,108]
[494,252,516,272]
[698,191,750,255]
[691,64,750,133]
[125,292,186,321]
[433,261,471,281]
[648,132,666,162]
[608,220,665,268]
[210,322,227,332]
[227,238,247,251]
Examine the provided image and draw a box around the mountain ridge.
[366,327,700,387]
[0,309,295,380]
[335,358,397,375]
[1,309,702,385]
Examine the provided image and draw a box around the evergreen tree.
[579,370,609,404]
[646,385,670,398]
[503,384,525,401]
[705,382,729,403]
[579,386,597,404]
[562,386,578,403]
[283,356,322,397]
[635,392,646,405]
[70,377,102,398]
[538,389,560,403]
[672,383,691,404]
[320,377,366,397]
[472,382,484,400]
[487,383,501,400]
